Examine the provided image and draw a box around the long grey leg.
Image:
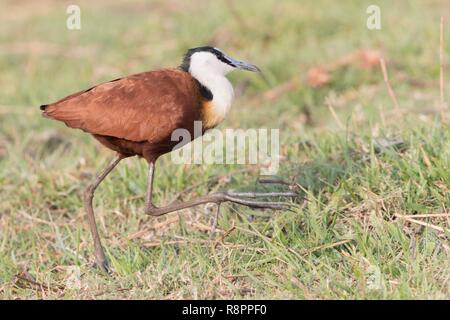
[83,154,124,272]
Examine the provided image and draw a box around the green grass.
[0,0,449,299]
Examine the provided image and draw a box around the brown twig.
[214,222,236,248]
[13,272,64,293]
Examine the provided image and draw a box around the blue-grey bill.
[229,57,261,72]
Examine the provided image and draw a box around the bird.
[40,46,296,272]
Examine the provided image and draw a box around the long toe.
[226,191,298,198]
[226,196,294,209]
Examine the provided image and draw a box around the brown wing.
[41,68,202,143]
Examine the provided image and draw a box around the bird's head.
[180,46,260,76]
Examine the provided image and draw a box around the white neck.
[192,71,234,116]
[188,51,235,123]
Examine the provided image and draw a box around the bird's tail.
[39,104,51,118]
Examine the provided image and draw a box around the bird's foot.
[145,176,299,217]
[91,254,110,274]
[208,190,297,238]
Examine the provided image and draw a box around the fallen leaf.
[307,67,332,88]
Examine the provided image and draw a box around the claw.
[90,259,111,274]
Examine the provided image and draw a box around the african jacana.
[41,47,296,271]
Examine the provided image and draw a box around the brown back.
[42,68,203,144]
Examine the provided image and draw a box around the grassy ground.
[0,0,449,299]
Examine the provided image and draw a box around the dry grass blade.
[399,213,450,219]
[420,146,432,168]
[440,16,447,122]
[327,103,345,130]
[396,215,450,234]
[17,210,54,226]
[380,58,401,113]
[302,239,353,255]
